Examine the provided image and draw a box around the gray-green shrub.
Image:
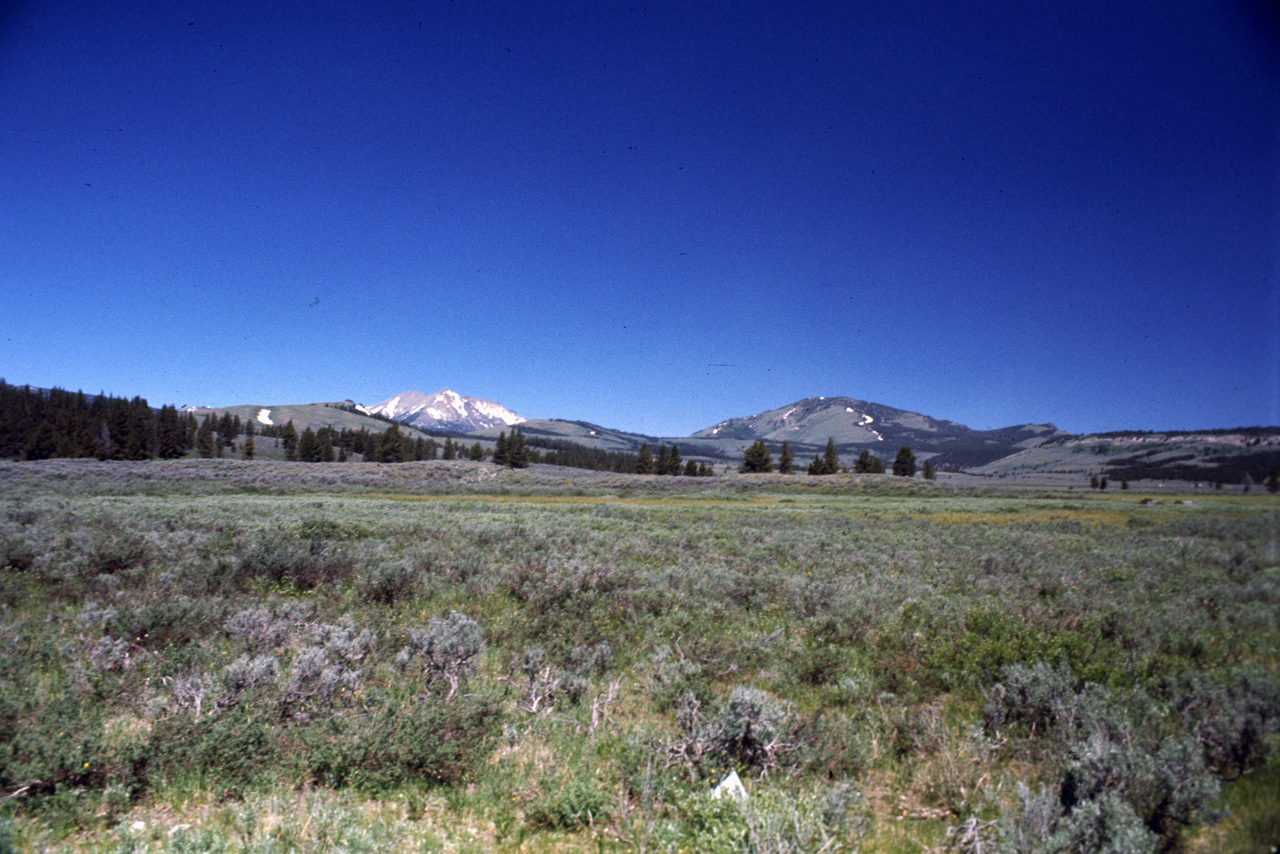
[395,610,484,697]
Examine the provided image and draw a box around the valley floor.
[0,460,1276,853]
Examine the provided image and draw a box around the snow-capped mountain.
[363,390,525,434]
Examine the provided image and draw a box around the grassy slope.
[0,461,1276,853]
[187,402,443,438]
[973,429,1280,485]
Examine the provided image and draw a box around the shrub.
[675,792,748,854]
[88,636,131,672]
[84,529,148,575]
[300,692,502,791]
[986,662,1079,733]
[1166,666,1280,779]
[1050,791,1158,854]
[356,558,419,604]
[795,709,880,779]
[396,611,484,697]
[0,532,35,572]
[1001,783,1158,854]
[1062,730,1222,850]
[151,706,274,790]
[525,776,608,830]
[218,654,279,708]
[986,662,1118,742]
[112,595,225,648]
[709,686,791,771]
[311,614,374,665]
[0,692,105,794]
[742,787,857,854]
[237,531,354,591]
[224,606,289,652]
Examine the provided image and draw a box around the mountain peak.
[365,390,525,433]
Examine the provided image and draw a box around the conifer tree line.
[738,436,936,478]
[524,436,641,473]
[634,441,714,476]
[0,381,197,461]
[807,438,844,474]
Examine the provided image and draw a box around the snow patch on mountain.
[256,408,273,426]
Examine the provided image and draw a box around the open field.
[0,460,1276,852]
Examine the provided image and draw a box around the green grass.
[0,460,1276,852]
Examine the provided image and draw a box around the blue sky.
[2,1,1277,437]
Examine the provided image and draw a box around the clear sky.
[3,1,1277,437]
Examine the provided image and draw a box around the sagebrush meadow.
[0,460,1276,853]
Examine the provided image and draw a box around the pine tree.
[892,446,916,477]
[242,435,255,460]
[493,432,510,466]
[106,399,131,460]
[740,440,773,473]
[364,431,381,462]
[822,438,840,474]
[23,421,57,460]
[297,427,320,462]
[380,423,405,462]
[196,416,216,459]
[320,434,335,462]
[635,443,653,474]
[1266,466,1280,494]
[156,405,186,459]
[870,455,885,474]
[698,462,713,477]
[684,459,699,476]
[778,441,793,474]
[656,444,670,475]
[922,459,936,481]
[667,444,682,475]
[854,450,873,473]
[1090,475,1099,489]
[281,421,299,461]
[808,438,841,475]
[442,438,457,460]
[218,412,236,450]
[509,428,531,468]
[184,412,198,450]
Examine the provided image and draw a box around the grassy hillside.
[470,419,735,462]
[186,401,445,439]
[471,419,658,452]
[0,461,1276,853]
[972,428,1280,487]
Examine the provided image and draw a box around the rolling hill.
[183,401,437,438]
[686,396,1064,469]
